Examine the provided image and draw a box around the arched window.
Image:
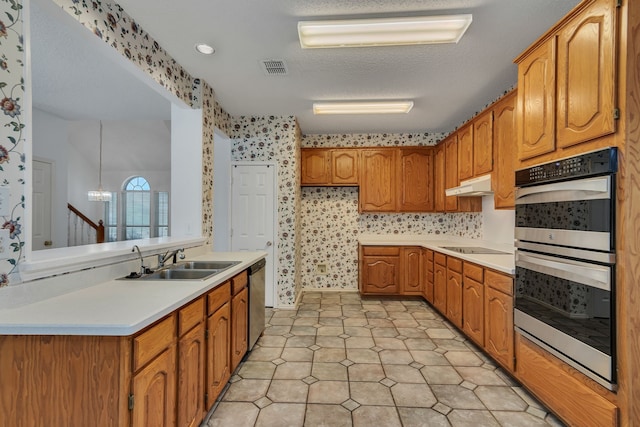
[124,176,151,240]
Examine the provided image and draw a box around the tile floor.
[206,291,564,427]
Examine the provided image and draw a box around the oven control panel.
[516,147,618,186]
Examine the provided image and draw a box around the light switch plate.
[0,187,10,216]
[0,229,11,260]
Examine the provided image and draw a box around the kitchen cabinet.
[423,249,434,303]
[493,91,517,209]
[206,281,231,407]
[444,136,459,212]
[360,149,397,212]
[473,110,494,176]
[458,124,474,181]
[301,148,359,186]
[231,271,249,372]
[462,262,484,347]
[132,344,177,427]
[445,257,463,328]
[398,148,434,212]
[433,252,447,313]
[401,247,423,295]
[434,143,446,212]
[178,298,206,427]
[484,270,514,371]
[360,246,401,295]
[516,0,617,163]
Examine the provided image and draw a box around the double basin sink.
[130,261,241,281]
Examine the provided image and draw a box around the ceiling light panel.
[313,101,414,115]
[298,14,473,49]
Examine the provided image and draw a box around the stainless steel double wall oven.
[514,147,617,390]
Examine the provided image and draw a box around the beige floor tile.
[207,402,259,427]
[269,316,295,326]
[455,366,507,386]
[320,310,343,318]
[312,362,348,381]
[267,379,309,403]
[420,365,463,385]
[348,363,386,382]
[343,317,368,327]
[257,335,287,347]
[395,327,428,338]
[367,318,396,328]
[343,326,372,337]
[426,328,457,339]
[273,361,312,380]
[474,386,527,411]
[281,347,314,362]
[285,335,316,348]
[447,409,500,427]
[379,349,414,365]
[346,348,381,364]
[318,317,344,326]
[294,317,320,326]
[304,404,353,427]
[345,336,375,349]
[247,346,283,361]
[349,382,395,406]
[237,361,276,379]
[291,325,319,336]
[352,405,402,427]
[404,338,436,351]
[297,310,320,318]
[370,327,399,337]
[314,347,346,363]
[444,351,484,367]
[391,383,437,407]
[264,325,292,336]
[374,337,408,350]
[397,407,450,427]
[383,364,426,384]
[317,326,345,336]
[222,379,270,402]
[255,403,306,427]
[410,350,451,366]
[432,338,471,351]
[393,319,419,328]
[315,335,346,348]
[308,380,350,404]
[431,385,486,410]
[492,411,554,427]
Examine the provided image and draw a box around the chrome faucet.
[157,248,185,268]
[131,245,147,276]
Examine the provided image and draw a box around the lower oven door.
[515,249,616,388]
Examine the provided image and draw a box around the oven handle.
[516,251,611,291]
[515,176,610,204]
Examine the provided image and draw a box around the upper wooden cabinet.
[473,110,494,176]
[301,148,358,186]
[458,124,474,181]
[515,0,617,163]
[398,148,434,212]
[444,136,459,212]
[493,91,517,209]
[360,149,397,212]
[434,143,446,212]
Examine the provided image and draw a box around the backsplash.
[299,133,482,290]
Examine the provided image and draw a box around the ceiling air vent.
[261,59,288,76]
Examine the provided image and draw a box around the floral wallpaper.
[51,0,195,107]
[230,116,301,307]
[299,133,482,290]
[201,81,215,245]
[0,0,26,287]
[214,100,233,138]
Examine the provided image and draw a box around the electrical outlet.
[315,263,328,275]
[0,229,11,260]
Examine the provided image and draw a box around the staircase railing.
[67,203,105,246]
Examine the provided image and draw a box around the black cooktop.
[440,246,511,255]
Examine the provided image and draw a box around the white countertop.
[359,234,515,274]
[0,251,266,336]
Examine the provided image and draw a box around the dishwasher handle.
[249,258,266,275]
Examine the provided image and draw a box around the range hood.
[445,174,493,196]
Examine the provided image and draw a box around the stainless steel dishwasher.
[248,258,266,350]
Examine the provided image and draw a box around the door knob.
[266,241,273,247]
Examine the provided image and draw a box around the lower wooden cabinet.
[360,246,401,294]
[178,298,206,427]
[433,253,447,313]
[206,302,231,407]
[462,262,484,347]
[446,258,463,328]
[132,345,177,427]
[231,286,249,372]
[423,249,434,303]
[401,247,423,295]
[484,272,514,371]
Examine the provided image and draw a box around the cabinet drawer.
[133,314,176,371]
[231,271,248,295]
[362,246,401,256]
[486,270,513,295]
[208,281,231,315]
[178,297,204,337]
[447,257,462,273]
[463,262,484,283]
[434,252,447,266]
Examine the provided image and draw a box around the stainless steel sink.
[139,269,218,281]
[173,260,241,270]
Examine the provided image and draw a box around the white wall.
[213,129,231,251]
[481,196,515,244]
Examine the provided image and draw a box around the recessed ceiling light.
[195,43,215,55]
[298,14,473,49]
[313,101,414,115]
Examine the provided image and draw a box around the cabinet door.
[231,287,249,372]
[556,0,616,148]
[178,323,205,427]
[434,144,446,212]
[361,255,400,294]
[457,125,474,181]
[401,247,422,295]
[462,277,484,346]
[206,302,231,408]
[444,137,459,212]
[360,149,397,212]
[517,38,556,160]
[423,249,434,303]
[446,269,463,328]
[493,92,517,209]
[485,287,514,371]
[473,110,494,176]
[433,263,447,314]
[398,148,434,212]
[301,149,330,185]
[331,150,359,185]
[131,346,177,427]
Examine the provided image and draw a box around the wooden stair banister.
[67,203,105,244]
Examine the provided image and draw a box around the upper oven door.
[515,175,614,251]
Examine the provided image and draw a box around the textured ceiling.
[115,0,580,134]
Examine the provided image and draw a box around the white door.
[231,163,276,307]
[33,159,53,250]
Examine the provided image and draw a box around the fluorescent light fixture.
[313,101,414,115]
[195,43,215,55]
[298,14,472,49]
